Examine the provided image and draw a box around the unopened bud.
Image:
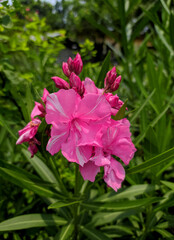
[51,76,70,89]
[62,62,71,77]
[63,53,83,78]
[69,72,82,93]
[110,76,121,92]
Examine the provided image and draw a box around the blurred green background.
[0,0,174,239]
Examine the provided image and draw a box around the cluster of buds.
[62,53,83,77]
[104,66,121,93]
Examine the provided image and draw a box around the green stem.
[49,157,68,196]
[74,164,80,240]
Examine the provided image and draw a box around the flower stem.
[74,164,80,240]
[49,157,68,196]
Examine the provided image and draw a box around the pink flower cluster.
[16,53,136,191]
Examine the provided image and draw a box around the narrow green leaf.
[118,0,128,56]
[113,99,128,120]
[81,226,111,240]
[0,166,62,199]
[161,180,174,191]
[55,221,74,240]
[0,214,67,231]
[160,0,170,15]
[22,149,59,187]
[48,200,80,209]
[130,89,155,123]
[96,51,111,88]
[90,209,142,227]
[127,147,174,174]
[155,229,174,239]
[81,197,162,212]
[169,12,174,50]
[96,184,158,202]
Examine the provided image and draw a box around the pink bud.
[62,62,71,77]
[51,76,70,89]
[69,72,82,93]
[73,53,83,75]
[26,8,30,11]
[110,76,121,92]
[63,53,83,77]
[104,67,117,88]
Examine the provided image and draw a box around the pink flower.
[79,118,136,190]
[45,89,111,166]
[26,8,30,12]
[62,53,83,77]
[31,88,49,119]
[16,118,41,157]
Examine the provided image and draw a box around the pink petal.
[31,102,44,119]
[84,78,99,94]
[46,122,69,155]
[61,130,92,166]
[76,93,111,122]
[104,158,125,192]
[41,88,49,103]
[79,161,100,182]
[28,143,38,158]
[100,119,136,165]
[46,89,81,124]
[91,147,111,166]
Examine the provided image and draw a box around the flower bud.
[72,53,83,75]
[51,76,70,89]
[110,76,121,92]
[69,72,82,93]
[63,53,83,77]
[62,62,71,77]
[104,67,117,88]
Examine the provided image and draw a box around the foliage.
[0,0,174,240]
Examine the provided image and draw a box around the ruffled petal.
[76,93,111,122]
[79,161,100,182]
[46,122,69,155]
[104,158,125,191]
[31,102,44,119]
[61,130,92,166]
[46,89,81,124]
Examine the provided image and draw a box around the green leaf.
[90,209,141,227]
[169,12,174,50]
[127,147,174,174]
[55,221,74,240]
[155,229,174,239]
[2,15,11,26]
[48,200,80,209]
[161,180,174,191]
[0,214,67,231]
[81,226,111,240]
[81,197,162,212]
[96,51,111,88]
[113,99,128,120]
[22,149,59,188]
[96,184,158,202]
[0,166,62,199]
[130,89,156,123]
[118,0,128,56]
